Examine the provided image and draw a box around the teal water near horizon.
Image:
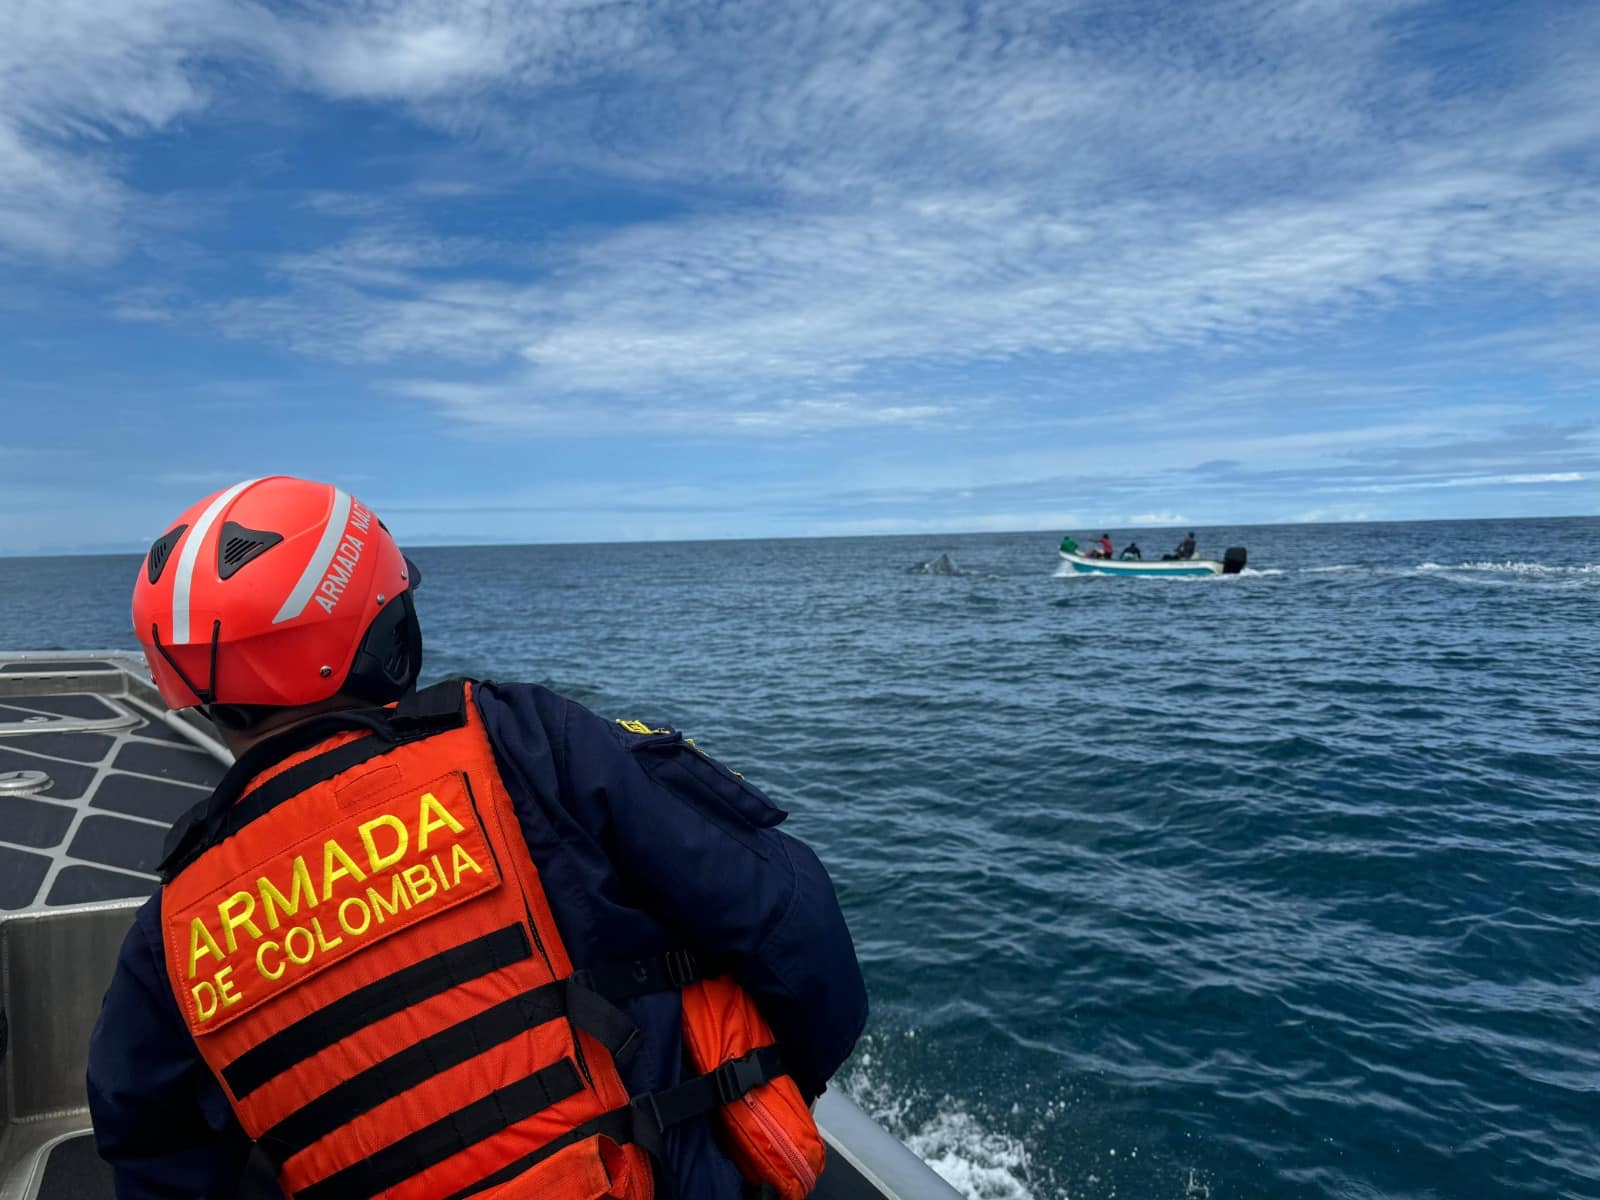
[3,516,1598,1200]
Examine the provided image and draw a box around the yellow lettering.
[215,966,241,1008]
[322,838,368,900]
[187,917,224,979]
[216,891,261,953]
[449,842,483,886]
[431,853,450,891]
[358,814,408,873]
[402,862,437,904]
[256,940,284,981]
[338,895,372,937]
[311,915,343,953]
[367,875,412,923]
[284,925,315,965]
[258,857,316,929]
[192,980,219,1021]
[417,792,464,851]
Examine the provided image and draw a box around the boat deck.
[0,652,958,1200]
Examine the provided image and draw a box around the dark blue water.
[4,517,1598,1200]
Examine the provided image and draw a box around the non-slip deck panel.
[130,717,192,745]
[114,740,224,786]
[0,794,75,849]
[1,731,116,763]
[0,694,121,721]
[92,772,211,823]
[68,815,170,874]
[0,660,117,674]
[0,847,51,910]
[0,660,228,911]
[46,865,156,906]
[35,1134,113,1200]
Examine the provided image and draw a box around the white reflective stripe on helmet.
[272,487,353,625]
[171,478,263,645]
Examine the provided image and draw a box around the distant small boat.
[1059,547,1247,576]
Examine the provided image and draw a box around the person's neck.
[217,696,367,758]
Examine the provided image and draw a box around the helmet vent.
[217,522,284,580]
[146,524,188,585]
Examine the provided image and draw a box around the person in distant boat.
[1165,532,1197,561]
[1120,542,1143,560]
[89,476,863,1200]
[1096,533,1114,559]
[1060,534,1079,555]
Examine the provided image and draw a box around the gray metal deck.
[0,652,958,1200]
[0,652,227,1200]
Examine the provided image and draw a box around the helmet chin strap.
[150,619,222,707]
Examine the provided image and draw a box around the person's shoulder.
[472,680,639,750]
[471,678,572,714]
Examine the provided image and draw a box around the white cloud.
[177,0,1600,432]
[0,0,253,263]
[1337,471,1587,494]
[6,0,1599,476]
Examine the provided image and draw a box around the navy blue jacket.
[87,682,868,1199]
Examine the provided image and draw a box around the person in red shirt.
[1097,533,1114,559]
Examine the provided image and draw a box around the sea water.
[3,516,1597,1200]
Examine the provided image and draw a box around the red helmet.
[132,476,422,712]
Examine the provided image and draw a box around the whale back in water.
[923,553,959,576]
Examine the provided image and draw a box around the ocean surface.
[4,516,1598,1200]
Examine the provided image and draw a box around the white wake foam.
[1417,560,1600,576]
[906,1108,1039,1200]
[843,1052,1040,1200]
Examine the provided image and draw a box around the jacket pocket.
[630,733,787,858]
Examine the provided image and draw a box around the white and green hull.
[1059,551,1224,577]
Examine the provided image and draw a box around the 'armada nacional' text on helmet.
[132,476,422,716]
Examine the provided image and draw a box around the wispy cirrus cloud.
[157,0,1599,438]
[3,0,1598,548]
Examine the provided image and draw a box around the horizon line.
[1,512,1595,561]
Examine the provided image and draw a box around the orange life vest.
[159,682,824,1200]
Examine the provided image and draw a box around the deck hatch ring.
[0,770,52,795]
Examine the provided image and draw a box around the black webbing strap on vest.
[160,681,468,878]
[296,1060,598,1200]
[222,923,532,1100]
[438,1045,789,1200]
[257,983,584,1166]
[632,1045,786,1144]
[568,947,712,1004]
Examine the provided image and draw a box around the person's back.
[88,476,866,1200]
[1176,532,1196,560]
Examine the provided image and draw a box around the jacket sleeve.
[486,684,868,1099]
[87,896,267,1199]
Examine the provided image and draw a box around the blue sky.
[2,0,1597,554]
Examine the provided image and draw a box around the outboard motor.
[1222,546,1248,575]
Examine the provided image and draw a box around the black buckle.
[714,1052,766,1105]
[665,949,698,988]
